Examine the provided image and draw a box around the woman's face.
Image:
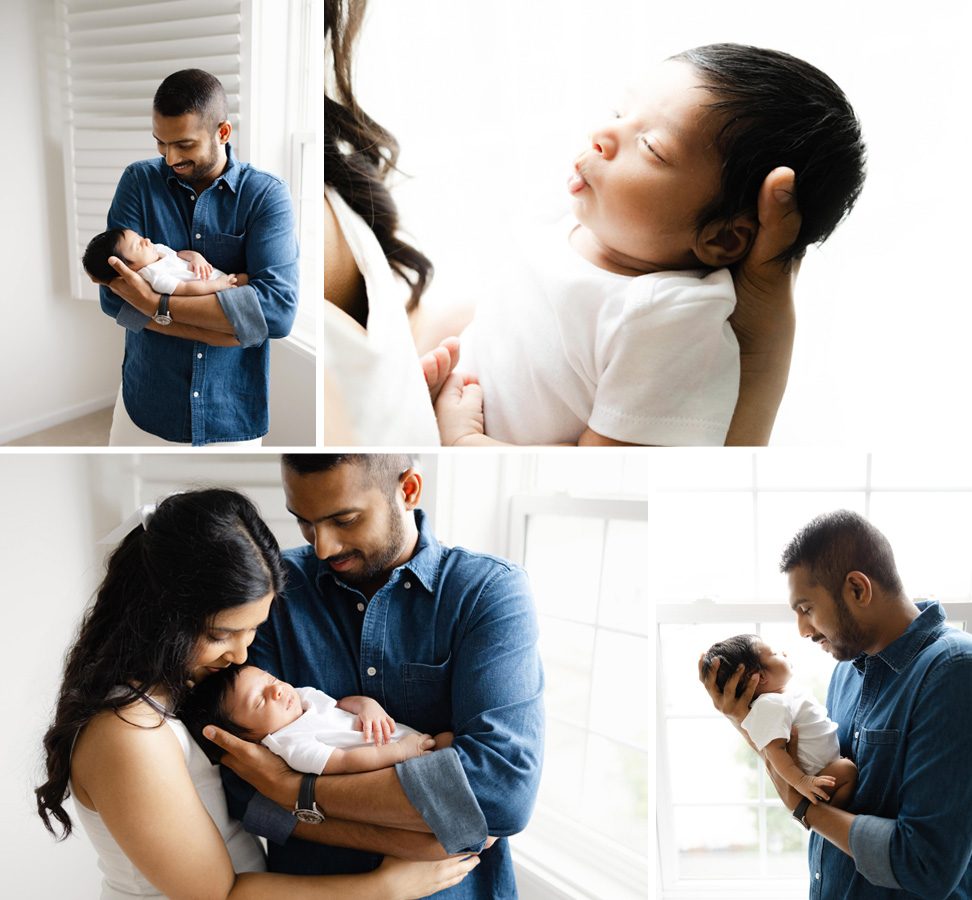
[189,591,274,684]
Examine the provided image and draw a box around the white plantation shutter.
[58,0,248,300]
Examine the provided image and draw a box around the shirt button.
[190,195,196,201]
[193,391,199,398]
[815,873,820,880]
[195,233,201,239]
[197,353,203,359]
[404,581,411,589]
[366,666,376,676]
[356,602,365,612]
[854,731,859,739]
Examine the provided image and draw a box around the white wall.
[0,0,124,444]
[353,0,972,447]
[266,341,316,446]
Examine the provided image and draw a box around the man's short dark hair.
[153,69,228,131]
[179,664,254,763]
[780,510,904,600]
[670,43,867,263]
[82,228,131,284]
[281,454,415,497]
[701,633,762,699]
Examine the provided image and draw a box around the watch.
[293,773,324,824]
[792,796,812,830]
[152,292,172,326]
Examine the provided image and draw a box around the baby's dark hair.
[180,663,257,763]
[82,228,132,284]
[701,633,762,699]
[670,43,866,262]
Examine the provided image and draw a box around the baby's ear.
[695,213,758,267]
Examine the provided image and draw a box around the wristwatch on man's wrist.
[152,292,172,325]
[792,796,812,830]
[293,773,324,824]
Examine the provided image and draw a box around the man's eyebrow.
[286,505,361,523]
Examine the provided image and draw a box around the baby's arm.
[322,732,437,775]
[762,738,835,804]
[337,695,397,746]
[170,274,241,295]
[177,249,214,280]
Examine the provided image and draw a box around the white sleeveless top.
[72,715,266,899]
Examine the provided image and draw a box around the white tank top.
[71,715,266,899]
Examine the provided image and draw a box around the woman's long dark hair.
[325,0,432,313]
[35,489,286,839]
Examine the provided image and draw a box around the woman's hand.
[375,854,481,900]
[202,724,300,808]
[726,166,802,446]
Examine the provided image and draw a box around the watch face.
[294,809,325,824]
[153,314,173,326]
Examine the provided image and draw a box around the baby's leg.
[819,758,858,809]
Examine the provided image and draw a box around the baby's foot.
[421,337,461,405]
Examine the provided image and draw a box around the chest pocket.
[402,655,453,734]
[855,728,901,808]
[210,232,246,273]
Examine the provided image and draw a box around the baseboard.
[0,393,116,445]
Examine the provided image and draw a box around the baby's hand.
[178,250,213,280]
[356,697,397,746]
[434,371,484,446]
[797,773,836,804]
[395,733,437,763]
[209,273,237,292]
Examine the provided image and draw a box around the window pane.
[624,448,754,492]
[525,515,603,623]
[674,805,760,877]
[871,452,972,488]
[667,719,755,803]
[589,630,650,749]
[534,455,624,495]
[599,520,652,635]
[757,451,868,489]
[538,618,594,728]
[648,493,755,600]
[583,734,651,858]
[537,718,586,819]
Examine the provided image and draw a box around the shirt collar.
[164,143,241,193]
[853,599,945,674]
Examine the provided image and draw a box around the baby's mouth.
[567,165,588,194]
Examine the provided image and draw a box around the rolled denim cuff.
[397,749,488,854]
[243,791,298,846]
[849,814,902,889]
[116,301,151,333]
[217,285,268,348]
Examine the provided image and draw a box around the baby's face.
[569,60,724,273]
[225,666,303,740]
[119,230,161,271]
[754,640,793,695]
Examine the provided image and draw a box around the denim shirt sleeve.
[215,178,299,347]
[854,653,972,897]
[440,563,544,837]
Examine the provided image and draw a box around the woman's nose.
[223,638,248,665]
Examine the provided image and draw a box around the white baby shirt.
[261,687,420,775]
[742,685,840,776]
[459,216,739,445]
[138,243,227,294]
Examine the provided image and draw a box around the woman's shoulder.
[75,697,181,764]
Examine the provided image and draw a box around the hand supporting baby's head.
[701,633,794,700]
[181,663,303,763]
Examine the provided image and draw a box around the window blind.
[58,0,247,299]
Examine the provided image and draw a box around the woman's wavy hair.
[325,0,432,312]
[35,489,286,839]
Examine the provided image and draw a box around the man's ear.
[843,571,873,609]
[399,469,423,511]
[694,213,758,267]
[216,120,232,145]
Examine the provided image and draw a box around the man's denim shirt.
[99,145,299,445]
[223,510,545,899]
[809,601,972,900]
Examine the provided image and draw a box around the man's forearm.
[166,294,237,333]
[291,818,448,859]
[804,800,854,856]
[314,768,430,832]
[145,320,239,346]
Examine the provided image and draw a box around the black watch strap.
[153,292,172,325]
[293,773,324,824]
[792,796,812,830]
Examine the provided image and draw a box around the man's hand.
[105,255,162,316]
[434,371,486,446]
[698,655,759,731]
[202,724,299,808]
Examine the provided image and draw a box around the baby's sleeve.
[741,697,793,752]
[588,269,739,446]
[138,263,181,296]
[261,731,334,776]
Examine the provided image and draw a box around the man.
[702,510,972,899]
[98,69,299,446]
[205,454,545,898]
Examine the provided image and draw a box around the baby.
[181,664,450,775]
[82,227,247,295]
[435,43,866,447]
[701,634,857,807]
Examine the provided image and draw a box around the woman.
[35,489,477,900]
[323,0,799,447]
